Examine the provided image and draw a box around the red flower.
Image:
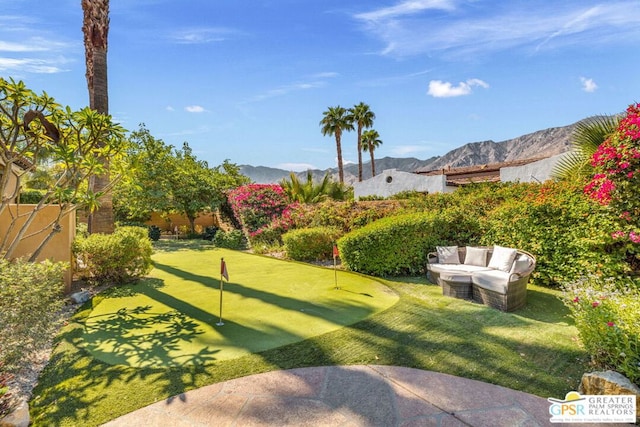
[573,297,580,303]
[592,301,600,308]
[607,322,615,327]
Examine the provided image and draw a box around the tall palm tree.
[347,102,375,182]
[320,106,353,184]
[362,129,383,177]
[552,115,620,182]
[82,0,113,233]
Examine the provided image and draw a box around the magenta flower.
[607,322,615,327]
[629,231,640,244]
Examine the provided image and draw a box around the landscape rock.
[0,398,30,427]
[578,370,640,422]
[69,290,90,304]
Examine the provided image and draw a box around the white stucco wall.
[500,153,569,183]
[353,169,446,199]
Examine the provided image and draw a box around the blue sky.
[2,0,640,171]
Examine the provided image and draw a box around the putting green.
[82,248,398,368]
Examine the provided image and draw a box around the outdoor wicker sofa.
[427,245,536,312]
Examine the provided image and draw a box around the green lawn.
[29,240,590,426]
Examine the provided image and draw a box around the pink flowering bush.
[227,184,294,245]
[585,103,640,267]
[563,277,640,385]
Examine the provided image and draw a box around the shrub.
[283,227,342,261]
[0,367,12,418]
[148,225,161,241]
[73,226,153,285]
[480,181,628,287]
[563,277,640,385]
[213,229,246,250]
[18,189,45,204]
[203,226,218,241]
[0,258,66,373]
[338,210,481,276]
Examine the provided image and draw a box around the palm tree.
[320,106,353,184]
[82,0,113,233]
[280,171,351,203]
[552,115,620,182]
[362,129,383,177]
[347,102,375,182]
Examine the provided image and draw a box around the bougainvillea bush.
[226,184,293,245]
[585,103,640,273]
[563,277,640,385]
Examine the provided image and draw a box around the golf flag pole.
[333,244,339,289]
[217,258,229,326]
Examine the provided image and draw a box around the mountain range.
[239,116,593,184]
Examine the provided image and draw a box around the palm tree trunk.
[83,0,113,234]
[370,148,376,177]
[357,126,363,182]
[335,132,344,184]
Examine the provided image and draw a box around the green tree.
[280,171,351,203]
[114,126,249,232]
[347,102,375,182]
[552,115,619,182]
[362,129,383,177]
[0,78,127,260]
[82,0,113,233]
[320,106,353,184]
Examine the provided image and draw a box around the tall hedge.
[338,210,481,276]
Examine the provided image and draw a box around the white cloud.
[185,105,206,113]
[277,162,317,172]
[244,73,337,103]
[170,27,238,44]
[0,57,63,73]
[355,0,456,21]
[427,78,489,98]
[580,76,598,93]
[353,1,640,58]
[166,105,175,111]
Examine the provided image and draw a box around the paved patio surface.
[101,365,629,426]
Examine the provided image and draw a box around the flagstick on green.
[333,244,340,290]
[217,257,228,326]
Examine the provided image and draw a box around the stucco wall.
[1,205,75,291]
[145,212,218,231]
[500,153,569,183]
[353,169,447,199]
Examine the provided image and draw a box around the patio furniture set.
[427,245,536,312]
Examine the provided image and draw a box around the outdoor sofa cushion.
[470,270,510,294]
[464,246,488,266]
[487,245,517,272]
[436,246,461,264]
[428,264,492,275]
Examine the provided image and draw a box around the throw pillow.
[464,246,488,266]
[488,245,517,272]
[436,246,460,264]
[510,254,531,274]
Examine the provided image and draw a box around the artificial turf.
[81,246,398,367]
[29,240,592,426]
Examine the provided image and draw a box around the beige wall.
[1,204,75,291]
[145,212,218,231]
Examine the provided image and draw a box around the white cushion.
[488,245,517,273]
[510,254,532,275]
[428,264,491,274]
[471,270,510,294]
[436,246,460,264]
[464,246,488,267]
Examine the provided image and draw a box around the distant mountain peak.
[240,115,608,184]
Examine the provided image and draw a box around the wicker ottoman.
[439,272,473,300]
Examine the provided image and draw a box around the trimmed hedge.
[73,226,153,285]
[338,210,481,276]
[283,226,342,261]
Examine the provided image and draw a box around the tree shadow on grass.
[30,256,585,426]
